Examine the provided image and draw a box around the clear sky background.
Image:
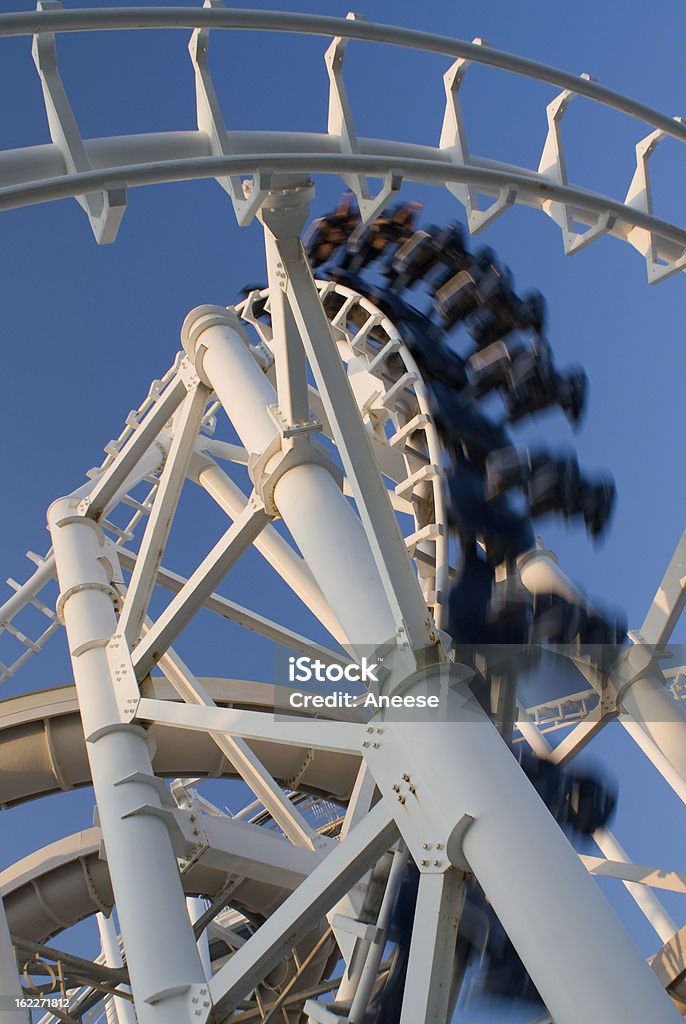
[0,1,685,1021]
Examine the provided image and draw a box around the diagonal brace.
[131,495,271,678]
[399,869,463,1024]
[209,799,398,1018]
[83,369,189,520]
[151,642,325,850]
[118,379,211,645]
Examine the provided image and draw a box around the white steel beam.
[641,529,686,645]
[117,546,347,667]
[582,848,685,898]
[272,225,434,650]
[517,707,678,943]
[363,675,682,1024]
[96,912,136,1024]
[84,371,187,521]
[547,706,613,765]
[186,899,211,981]
[617,644,686,788]
[620,718,686,804]
[209,800,398,1018]
[399,869,463,1024]
[149,643,325,850]
[194,814,329,887]
[118,381,211,645]
[262,225,311,428]
[48,496,210,1024]
[340,761,377,840]
[181,306,397,650]
[135,696,361,756]
[131,496,271,679]
[188,452,347,644]
[2,147,686,273]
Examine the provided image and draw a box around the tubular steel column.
[96,912,137,1024]
[365,679,682,1024]
[48,498,210,1024]
[181,306,396,650]
[620,656,686,784]
[0,897,26,1023]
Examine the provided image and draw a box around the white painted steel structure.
[0,6,685,1024]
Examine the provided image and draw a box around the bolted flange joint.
[248,433,344,517]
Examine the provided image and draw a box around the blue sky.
[0,1,685,1020]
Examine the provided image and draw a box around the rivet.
[435,843,443,850]
[397,795,406,804]
[421,859,429,866]
[402,773,410,781]
[392,784,400,792]
[362,741,369,748]
[422,843,432,850]
[372,742,380,748]
[434,859,442,867]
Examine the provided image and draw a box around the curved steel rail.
[0,7,684,278]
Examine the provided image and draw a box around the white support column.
[186,900,211,981]
[269,224,433,650]
[399,869,463,1024]
[181,306,396,651]
[96,912,137,1024]
[48,497,210,1024]
[617,632,686,790]
[364,677,682,1024]
[620,663,686,785]
[263,225,311,427]
[640,528,686,646]
[346,845,407,1024]
[0,897,27,1024]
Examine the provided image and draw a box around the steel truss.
[0,6,685,1024]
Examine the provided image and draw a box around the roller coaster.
[0,6,685,1024]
